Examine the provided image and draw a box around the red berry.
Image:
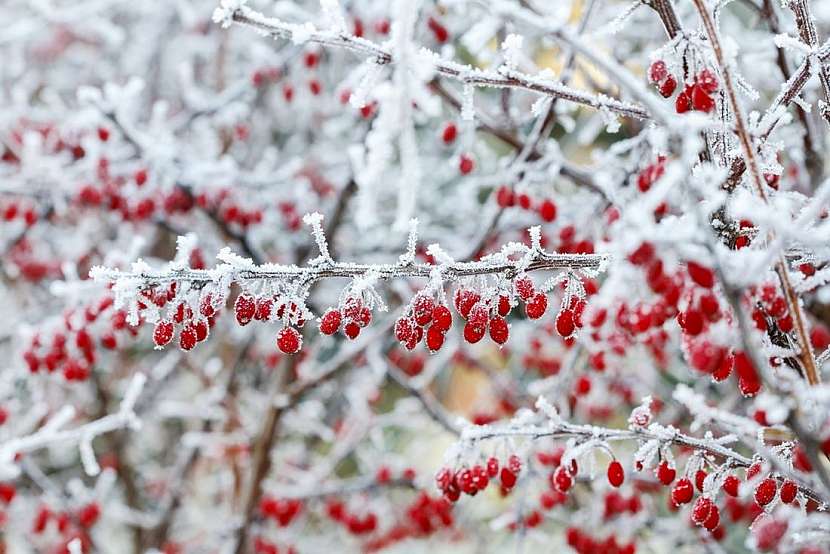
[497,295,511,316]
[463,322,485,344]
[691,85,715,112]
[697,69,719,93]
[496,186,515,207]
[754,478,777,506]
[97,127,110,142]
[454,289,480,319]
[779,480,797,504]
[676,87,692,113]
[657,461,677,485]
[649,60,668,83]
[703,504,720,531]
[194,319,209,342]
[426,326,445,352]
[78,502,100,528]
[431,305,452,332]
[413,295,435,326]
[235,294,256,326]
[691,496,712,524]
[525,292,547,319]
[539,199,557,222]
[500,467,517,489]
[659,75,677,97]
[486,457,499,478]
[179,326,197,351]
[607,460,625,487]
[441,122,457,144]
[515,276,535,300]
[687,261,715,288]
[459,154,474,175]
[671,478,693,504]
[553,466,573,492]
[695,469,708,492]
[153,320,174,347]
[747,462,763,480]
[722,475,740,497]
[343,321,361,340]
[489,316,509,345]
[277,327,302,354]
[555,309,575,337]
[395,317,415,343]
[255,297,273,321]
[427,16,449,43]
[467,303,489,328]
[319,309,342,335]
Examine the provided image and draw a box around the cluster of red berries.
[75,161,164,222]
[1,120,86,164]
[319,295,373,342]
[251,66,281,88]
[394,294,453,352]
[195,189,264,229]
[22,295,138,382]
[388,349,426,376]
[751,282,794,334]
[636,156,666,193]
[325,500,378,535]
[1,200,38,226]
[259,496,302,527]
[566,527,636,554]
[494,186,558,222]
[603,490,642,520]
[435,455,521,502]
[648,61,719,113]
[152,291,218,352]
[364,492,453,552]
[32,501,100,553]
[7,238,61,282]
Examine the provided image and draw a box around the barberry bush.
[4,0,830,552]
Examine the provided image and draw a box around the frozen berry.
[277,327,302,354]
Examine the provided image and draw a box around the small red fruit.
[153,320,175,347]
[319,309,342,335]
[607,460,625,487]
[277,327,302,354]
[525,292,547,319]
[671,478,694,504]
[754,478,777,506]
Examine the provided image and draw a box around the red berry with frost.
[607,460,624,487]
[695,469,708,492]
[153,320,174,347]
[413,295,435,326]
[691,85,715,112]
[649,60,668,83]
[553,466,573,492]
[235,294,256,326]
[697,69,719,93]
[319,309,342,335]
[179,326,197,351]
[395,317,415,343]
[500,467,517,489]
[515,276,534,300]
[194,319,209,342]
[486,457,499,477]
[779,480,797,504]
[659,75,677,97]
[431,305,452,332]
[671,478,693,504]
[255,297,273,321]
[703,504,720,531]
[556,309,575,337]
[525,292,547,319]
[722,475,740,497]
[454,289,480,319]
[344,321,361,340]
[496,186,515,207]
[467,304,488,328]
[497,295,511,316]
[754,478,777,506]
[463,322,486,344]
[691,497,712,524]
[277,327,302,353]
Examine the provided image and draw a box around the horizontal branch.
[224,5,651,120]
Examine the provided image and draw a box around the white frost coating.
[319,0,347,32]
[460,83,475,121]
[212,0,248,29]
[303,212,332,263]
[501,33,524,69]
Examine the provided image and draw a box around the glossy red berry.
[779,480,797,504]
[277,327,302,354]
[539,199,557,222]
[500,467,517,489]
[489,316,509,345]
[695,469,708,492]
[426,326,445,352]
[555,309,575,337]
[691,85,715,112]
[687,261,715,288]
[671,478,693,504]
[659,75,677,97]
[319,309,342,335]
[553,466,573,492]
[754,478,777,506]
[525,292,547,319]
[703,504,720,531]
[496,186,515,207]
[463,322,486,344]
[607,460,625,487]
[657,461,677,485]
[486,457,499,478]
[153,320,174,347]
[343,321,361,340]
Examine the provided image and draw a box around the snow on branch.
[220,3,652,120]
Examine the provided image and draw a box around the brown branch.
[691,0,820,385]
